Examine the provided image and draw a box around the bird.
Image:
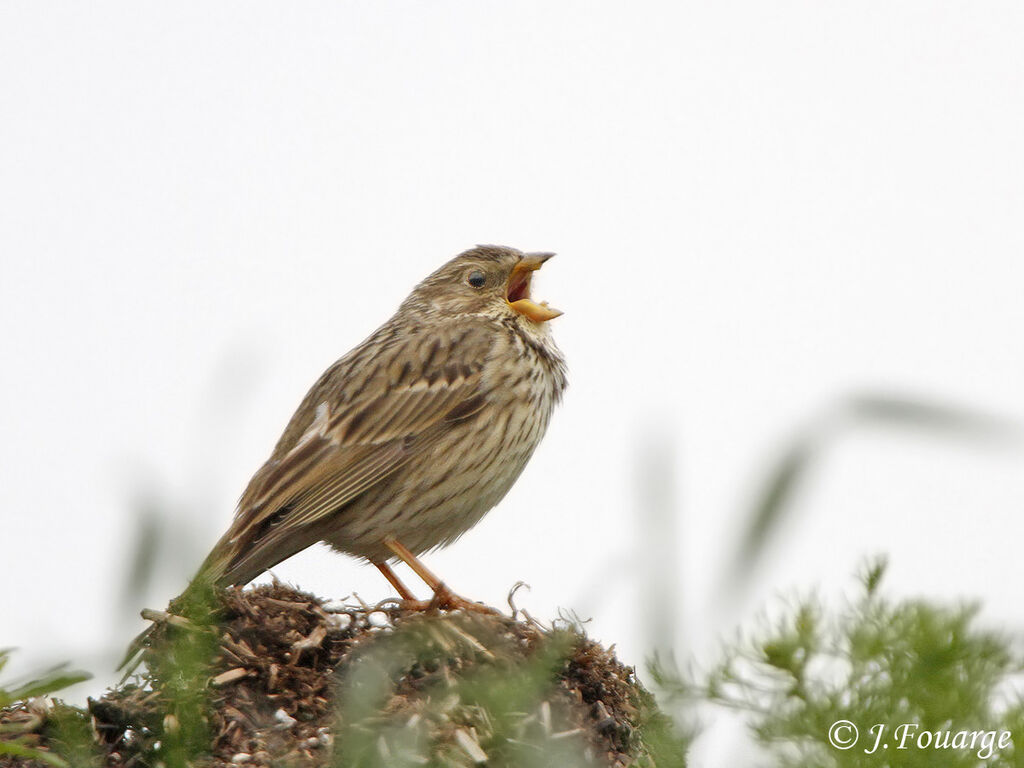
[122,245,566,667]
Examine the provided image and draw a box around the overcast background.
[2,2,1023,765]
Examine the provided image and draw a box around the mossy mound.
[2,584,685,767]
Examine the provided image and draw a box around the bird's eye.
[467,270,486,288]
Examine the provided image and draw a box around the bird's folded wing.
[215,341,490,577]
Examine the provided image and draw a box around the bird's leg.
[383,537,443,591]
[374,560,442,611]
[383,536,497,614]
[374,561,417,601]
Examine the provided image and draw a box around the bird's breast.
[325,330,565,562]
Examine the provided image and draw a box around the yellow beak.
[506,253,563,322]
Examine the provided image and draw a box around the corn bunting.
[188,245,565,614]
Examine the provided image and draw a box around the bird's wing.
[204,323,494,584]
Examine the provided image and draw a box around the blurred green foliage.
[0,650,92,767]
[145,582,220,768]
[0,655,91,711]
[332,611,687,768]
[657,559,1024,767]
[333,620,588,768]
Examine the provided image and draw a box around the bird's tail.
[116,506,296,674]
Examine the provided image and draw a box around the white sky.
[2,3,1023,765]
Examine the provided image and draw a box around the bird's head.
[404,245,563,326]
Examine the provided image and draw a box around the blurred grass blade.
[0,654,92,708]
[118,491,164,611]
[846,393,1021,441]
[635,429,681,658]
[728,431,822,594]
[0,740,70,768]
[726,391,1020,600]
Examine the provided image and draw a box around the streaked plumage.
[198,244,567,588]
[118,245,565,670]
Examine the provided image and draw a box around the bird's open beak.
[506,253,563,322]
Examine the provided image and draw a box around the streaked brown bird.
[132,245,566,651]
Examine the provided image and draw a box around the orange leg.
[383,536,496,614]
[383,537,444,591]
[374,561,417,601]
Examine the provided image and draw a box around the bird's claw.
[400,583,499,615]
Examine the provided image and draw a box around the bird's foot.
[399,583,499,615]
